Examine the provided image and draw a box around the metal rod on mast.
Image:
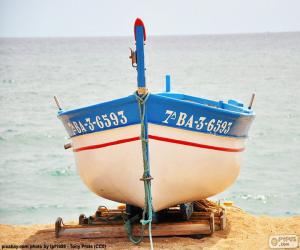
[248,93,255,109]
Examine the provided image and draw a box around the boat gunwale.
[57,92,255,118]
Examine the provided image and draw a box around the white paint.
[71,124,245,211]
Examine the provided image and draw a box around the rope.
[124,91,154,250]
[193,199,224,214]
[124,214,145,244]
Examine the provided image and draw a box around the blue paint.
[147,94,254,138]
[165,75,171,92]
[58,95,140,137]
[135,26,146,89]
[58,92,255,138]
[158,92,252,114]
[228,99,244,107]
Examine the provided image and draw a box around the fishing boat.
[57,18,255,213]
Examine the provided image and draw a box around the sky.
[0,0,300,37]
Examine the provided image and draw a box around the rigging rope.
[124,92,153,250]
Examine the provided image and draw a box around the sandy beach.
[0,207,299,250]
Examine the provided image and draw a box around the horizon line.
[0,30,299,39]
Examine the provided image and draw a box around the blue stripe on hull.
[58,93,255,138]
[148,94,254,138]
[58,95,140,138]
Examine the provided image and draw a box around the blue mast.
[134,18,147,94]
[127,19,154,250]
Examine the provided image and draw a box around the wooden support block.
[209,213,215,235]
[55,208,226,239]
[220,211,226,230]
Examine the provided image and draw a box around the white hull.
[72,124,244,211]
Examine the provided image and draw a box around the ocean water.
[0,33,300,224]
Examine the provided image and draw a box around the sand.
[0,207,299,250]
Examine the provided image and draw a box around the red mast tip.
[134,18,146,41]
[134,18,144,27]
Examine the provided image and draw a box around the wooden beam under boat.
[55,210,226,239]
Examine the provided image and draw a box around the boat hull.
[59,93,254,211]
[72,123,244,211]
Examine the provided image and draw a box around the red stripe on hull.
[74,135,244,153]
[73,136,140,152]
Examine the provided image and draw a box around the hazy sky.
[0,0,300,37]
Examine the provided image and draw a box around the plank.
[57,221,212,238]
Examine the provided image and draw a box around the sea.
[0,32,300,224]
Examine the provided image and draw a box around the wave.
[48,166,75,176]
[220,193,279,204]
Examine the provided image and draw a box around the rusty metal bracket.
[129,48,137,68]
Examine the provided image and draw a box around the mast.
[134,18,147,95]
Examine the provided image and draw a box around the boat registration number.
[66,111,128,135]
[162,110,233,135]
